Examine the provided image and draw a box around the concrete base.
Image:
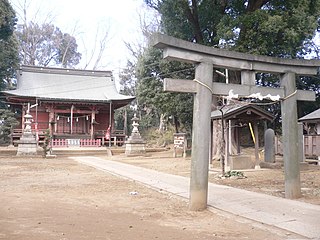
[299,162,310,171]
[125,142,146,156]
[259,161,282,169]
[230,155,255,170]
[16,134,38,156]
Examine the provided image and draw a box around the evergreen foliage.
[115,60,137,136]
[135,47,194,132]
[0,0,16,40]
[147,0,320,57]
[0,108,19,145]
[138,0,320,133]
[0,0,19,91]
[42,129,51,157]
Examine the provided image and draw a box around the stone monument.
[17,109,38,156]
[125,114,146,156]
[264,128,275,163]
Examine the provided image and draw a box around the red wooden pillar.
[48,106,55,135]
[90,108,96,139]
[21,106,26,130]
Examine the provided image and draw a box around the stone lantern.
[125,113,146,156]
[16,111,38,156]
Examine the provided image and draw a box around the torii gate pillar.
[280,72,301,198]
[189,62,213,210]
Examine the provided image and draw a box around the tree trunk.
[173,116,179,133]
[158,113,166,133]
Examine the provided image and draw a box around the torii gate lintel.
[163,78,315,102]
[153,33,319,76]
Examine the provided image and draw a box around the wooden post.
[124,107,128,136]
[109,101,112,147]
[70,105,74,134]
[224,120,229,172]
[253,122,260,167]
[236,126,240,154]
[48,107,54,131]
[54,114,57,133]
[298,123,305,162]
[189,62,212,211]
[21,107,26,130]
[90,110,95,139]
[280,72,301,199]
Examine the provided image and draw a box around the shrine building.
[2,65,135,146]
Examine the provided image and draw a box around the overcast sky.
[9,0,157,72]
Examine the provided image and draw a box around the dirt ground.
[0,149,319,240]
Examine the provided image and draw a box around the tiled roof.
[3,65,135,103]
[211,103,274,121]
[299,108,320,122]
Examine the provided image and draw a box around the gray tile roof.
[3,65,135,103]
[299,108,320,122]
[211,103,274,121]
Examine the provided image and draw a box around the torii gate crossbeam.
[151,34,318,211]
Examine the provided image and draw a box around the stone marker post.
[264,128,275,163]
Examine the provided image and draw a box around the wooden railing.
[80,139,101,147]
[275,135,320,157]
[51,139,102,147]
[95,129,126,146]
[11,128,126,147]
[11,128,47,145]
[52,139,68,147]
[274,136,283,155]
[304,135,320,156]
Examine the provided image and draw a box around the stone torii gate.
[151,33,319,211]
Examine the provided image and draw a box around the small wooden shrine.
[211,103,274,169]
[299,108,320,135]
[3,65,135,147]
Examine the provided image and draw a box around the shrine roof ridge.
[3,65,135,106]
[211,103,274,121]
[151,33,320,68]
[299,108,320,122]
[19,65,113,77]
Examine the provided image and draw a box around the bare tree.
[124,4,161,60]
[81,23,111,70]
[12,0,112,70]
[13,0,81,68]
[16,21,81,67]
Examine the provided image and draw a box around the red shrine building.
[3,65,135,147]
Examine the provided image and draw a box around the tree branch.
[180,0,204,43]
[247,0,270,12]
